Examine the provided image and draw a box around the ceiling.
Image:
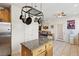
[0,3,79,19]
[40,3,79,19]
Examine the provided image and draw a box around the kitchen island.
[21,39,53,56]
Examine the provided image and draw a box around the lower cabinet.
[45,41,53,56]
[46,46,53,56]
[32,45,46,56]
[21,45,32,56]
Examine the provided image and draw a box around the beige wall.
[47,17,79,44]
[11,3,38,55]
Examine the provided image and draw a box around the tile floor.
[54,40,79,56]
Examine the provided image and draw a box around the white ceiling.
[41,3,79,19]
[0,3,79,20]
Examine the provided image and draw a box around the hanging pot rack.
[20,6,44,25]
[21,6,43,16]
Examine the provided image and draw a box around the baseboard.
[54,40,70,43]
[11,50,21,56]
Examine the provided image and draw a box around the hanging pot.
[25,17,32,25]
[38,17,42,24]
[20,15,26,23]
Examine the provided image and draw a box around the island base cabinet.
[46,47,53,56]
[45,41,53,56]
[21,40,53,56]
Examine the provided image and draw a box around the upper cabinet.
[0,7,11,22]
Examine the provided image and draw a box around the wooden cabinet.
[32,45,45,56]
[45,41,53,56]
[46,46,53,56]
[0,8,10,22]
[21,45,32,56]
[21,44,46,56]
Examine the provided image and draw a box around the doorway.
[56,24,63,41]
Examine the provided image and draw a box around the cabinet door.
[0,9,10,22]
[21,45,26,56]
[21,45,32,56]
[46,41,53,56]
[46,46,53,56]
[32,45,45,56]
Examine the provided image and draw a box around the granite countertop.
[21,39,52,50]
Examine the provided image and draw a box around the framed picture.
[67,20,75,29]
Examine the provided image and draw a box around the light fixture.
[54,11,66,17]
